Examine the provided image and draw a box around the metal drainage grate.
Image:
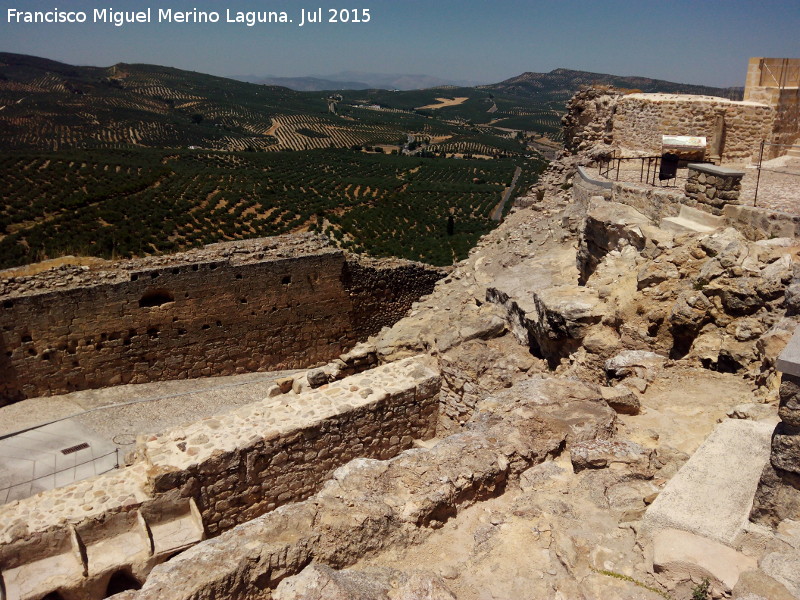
[61,442,90,455]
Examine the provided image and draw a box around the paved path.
[0,368,300,504]
[491,166,522,221]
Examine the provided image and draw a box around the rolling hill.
[486,68,743,103]
[0,53,741,270]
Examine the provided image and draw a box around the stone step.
[660,216,718,234]
[786,147,800,158]
[660,204,725,234]
[640,419,776,546]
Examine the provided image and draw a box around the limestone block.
[652,528,756,593]
[600,385,641,415]
[604,350,667,382]
[760,552,800,599]
[732,570,796,600]
[641,419,774,545]
[570,439,653,473]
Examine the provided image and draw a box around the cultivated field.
[0,148,545,268]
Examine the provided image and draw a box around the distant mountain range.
[0,52,743,153]
[234,71,484,91]
[486,68,743,101]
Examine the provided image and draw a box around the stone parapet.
[141,355,441,535]
[0,355,441,600]
[685,163,745,214]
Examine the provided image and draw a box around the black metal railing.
[594,155,717,187]
[595,155,666,186]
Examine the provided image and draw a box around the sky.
[1,0,799,87]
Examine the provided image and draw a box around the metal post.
[754,140,764,207]
[616,158,620,181]
[640,157,644,183]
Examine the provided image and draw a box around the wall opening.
[104,570,142,598]
[139,290,175,308]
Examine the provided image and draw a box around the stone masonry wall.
[611,94,774,163]
[0,234,443,405]
[343,254,446,341]
[0,356,441,600]
[684,165,744,215]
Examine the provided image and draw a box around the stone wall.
[0,356,441,600]
[343,255,446,341]
[573,166,612,207]
[684,164,744,214]
[612,94,774,163]
[562,87,623,154]
[71,376,612,600]
[722,204,800,241]
[0,235,443,405]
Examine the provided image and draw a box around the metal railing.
[753,141,800,207]
[595,155,682,186]
[594,155,717,187]
[0,448,119,504]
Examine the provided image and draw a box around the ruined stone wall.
[612,94,774,163]
[722,204,800,241]
[0,235,443,405]
[343,255,446,341]
[572,166,612,212]
[562,87,623,154]
[0,356,441,600]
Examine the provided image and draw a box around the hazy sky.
[1,0,799,87]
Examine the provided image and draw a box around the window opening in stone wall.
[282,275,291,285]
[139,290,175,308]
[104,570,142,598]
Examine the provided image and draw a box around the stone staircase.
[660,204,726,234]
